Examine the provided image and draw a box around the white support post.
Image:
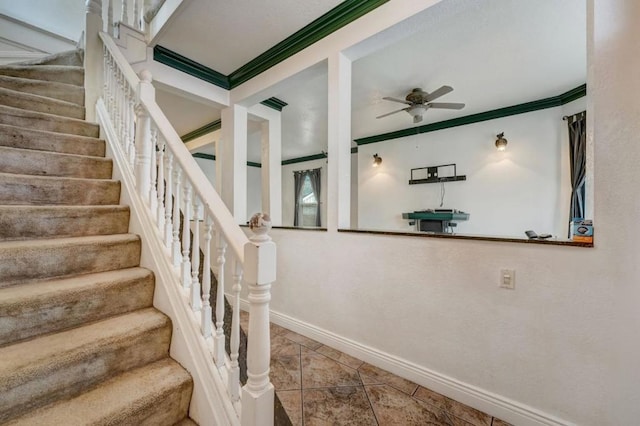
[84,0,103,123]
[241,213,276,426]
[107,0,114,36]
[133,0,140,30]
[134,70,154,199]
[121,0,129,26]
[260,116,282,226]
[327,52,352,231]
[220,105,248,224]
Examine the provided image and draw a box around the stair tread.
[0,65,84,86]
[0,144,109,161]
[0,86,85,110]
[0,75,84,106]
[0,123,105,157]
[0,233,139,250]
[0,104,95,127]
[0,307,168,386]
[0,170,117,183]
[0,267,153,345]
[0,105,99,138]
[6,358,191,426]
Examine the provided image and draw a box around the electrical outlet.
[500,269,516,289]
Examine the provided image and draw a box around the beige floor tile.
[271,322,289,337]
[303,387,377,425]
[271,334,301,390]
[277,390,302,426]
[413,386,448,410]
[357,363,419,395]
[364,384,453,426]
[413,386,491,426]
[283,330,323,350]
[315,345,364,370]
[301,347,362,389]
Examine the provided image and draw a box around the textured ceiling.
[155,0,343,75]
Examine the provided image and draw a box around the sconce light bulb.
[495,133,508,151]
[373,154,382,167]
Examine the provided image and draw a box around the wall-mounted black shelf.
[409,163,467,185]
[409,175,467,185]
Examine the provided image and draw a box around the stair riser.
[0,174,120,206]
[134,379,192,426]
[0,147,112,179]
[0,237,140,287]
[0,124,105,157]
[0,320,171,423]
[0,67,83,86]
[0,106,99,138]
[0,206,129,241]
[0,271,154,346]
[0,89,85,120]
[0,76,84,105]
[16,50,83,67]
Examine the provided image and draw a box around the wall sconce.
[495,132,508,151]
[373,153,382,167]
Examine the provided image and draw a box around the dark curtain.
[567,111,587,237]
[293,170,305,226]
[307,168,322,227]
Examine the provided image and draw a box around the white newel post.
[84,0,103,123]
[241,213,276,426]
[134,70,154,199]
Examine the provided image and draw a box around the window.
[299,175,318,226]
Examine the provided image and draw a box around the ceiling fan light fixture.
[495,132,508,151]
[373,153,382,167]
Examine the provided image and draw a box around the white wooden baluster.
[172,166,182,267]
[164,152,174,248]
[191,196,202,311]
[133,0,140,30]
[181,181,192,289]
[115,71,122,146]
[108,55,115,118]
[229,258,243,403]
[102,46,108,100]
[107,0,114,36]
[242,213,276,425]
[213,231,227,368]
[127,87,136,168]
[121,0,128,26]
[133,71,153,198]
[201,215,213,337]
[156,135,166,231]
[149,126,158,216]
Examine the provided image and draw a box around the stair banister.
[97,30,276,426]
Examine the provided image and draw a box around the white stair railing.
[96,29,276,426]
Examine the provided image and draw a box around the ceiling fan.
[377,86,465,124]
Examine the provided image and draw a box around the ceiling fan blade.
[428,102,466,110]
[425,85,454,102]
[383,96,412,105]
[376,107,410,119]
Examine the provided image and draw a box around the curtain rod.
[562,110,586,121]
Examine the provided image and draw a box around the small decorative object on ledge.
[249,212,272,242]
[409,163,467,185]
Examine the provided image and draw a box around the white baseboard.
[239,300,573,426]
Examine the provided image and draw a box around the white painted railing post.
[106,0,114,36]
[84,0,103,123]
[241,213,276,426]
[134,70,153,199]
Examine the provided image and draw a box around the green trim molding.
[192,152,261,168]
[154,0,389,90]
[354,84,586,146]
[181,119,221,143]
[260,97,288,111]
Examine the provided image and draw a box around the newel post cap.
[245,213,276,285]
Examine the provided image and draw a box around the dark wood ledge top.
[240,224,327,232]
[337,228,594,248]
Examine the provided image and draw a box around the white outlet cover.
[500,269,516,289]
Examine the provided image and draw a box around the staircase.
[0,50,195,425]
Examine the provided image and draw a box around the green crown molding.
[154,46,230,89]
[282,152,327,166]
[154,0,388,90]
[192,152,261,168]
[181,119,222,143]
[355,84,587,146]
[228,0,389,87]
[260,97,288,111]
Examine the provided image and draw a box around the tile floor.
[240,312,513,426]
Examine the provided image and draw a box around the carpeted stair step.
[0,234,140,288]
[0,123,105,157]
[6,358,192,426]
[0,146,112,179]
[0,75,84,105]
[0,86,85,119]
[174,418,198,426]
[0,205,129,241]
[0,308,172,423]
[12,49,83,67]
[0,105,99,138]
[0,172,120,206]
[0,267,154,346]
[0,65,84,86]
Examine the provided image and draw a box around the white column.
[327,52,352,231]
[260,117,282,226]
[84,0,103,123]
[220,105,248,224]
